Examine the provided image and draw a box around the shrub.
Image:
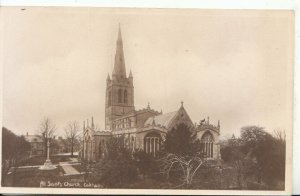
[89,137,138,188]
[133,150,160,180]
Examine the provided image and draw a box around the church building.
[81,27,221,162]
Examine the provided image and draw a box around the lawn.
[18,155,73,166]
[3,165,88,188]
[71,164,85,173]
[4,165,64,187]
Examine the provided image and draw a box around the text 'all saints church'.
[81,26,221,162]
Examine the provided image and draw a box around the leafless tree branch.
[64,120,80,156]
[158,153,205,186]
[38,117,56,156]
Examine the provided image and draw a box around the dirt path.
[60,163,80,175]
[59,157,80,175]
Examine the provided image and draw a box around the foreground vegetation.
[82,124,285,190]
[2,125,285,189]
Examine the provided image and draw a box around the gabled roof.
[144,105,195,130]
[94,130,112,136]
[24,135,43,143]
[144,111,177,128]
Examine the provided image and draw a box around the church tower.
[105,26,135,130]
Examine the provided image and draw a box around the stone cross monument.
[39,138,56,170]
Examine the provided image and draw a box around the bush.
[88,137,138,188]
[220,126,286,190]
[89,158,137,188]
[163,123,200,156]
[133,150,160,180]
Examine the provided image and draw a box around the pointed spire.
[152,116,156,125]
[181,101,184,107]
[91,116,95,129]
[117,23,122,42]
[106,73,111,81]
[231,134,236,139]
[218,120,220,129]
[113,24,126,79]
[83,121,85,130]
[129,70,133,78]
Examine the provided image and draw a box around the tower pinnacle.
[91,116,95,129]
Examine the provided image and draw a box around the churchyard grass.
[19,155,72,166]
[5,166,64,187]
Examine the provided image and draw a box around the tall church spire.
[105,25,135,130]
[117,24,122,42]
[112,24,126,79]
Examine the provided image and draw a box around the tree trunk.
[11,158,19,186]
[1,160,11,186]
[44,141,47,157]
[236,166,242,189]
[186,168,192,187]
[44,137,48,157]
[71,139,74,157]
[257,168,262,183]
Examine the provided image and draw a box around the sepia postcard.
[0,6,295,195]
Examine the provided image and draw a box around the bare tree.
[273,129,286,143]
[159,153,205,187]
[64,121,80,157]
[39,118,56,157]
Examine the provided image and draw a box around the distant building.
[81,27,221,162]
[56,136,81,155]
[56,136,68,154]
[24,132,44,156]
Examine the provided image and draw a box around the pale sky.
[1,7,294,138]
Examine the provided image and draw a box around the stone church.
[81,27,221,162]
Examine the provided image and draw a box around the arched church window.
[144,132,161,157]
[201,131,214,158]
[118,89,122,103]
[124,90,128,103]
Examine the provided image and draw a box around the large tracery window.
[144,132,161,157]
[201,131,214,158]
[118,89,122,103]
